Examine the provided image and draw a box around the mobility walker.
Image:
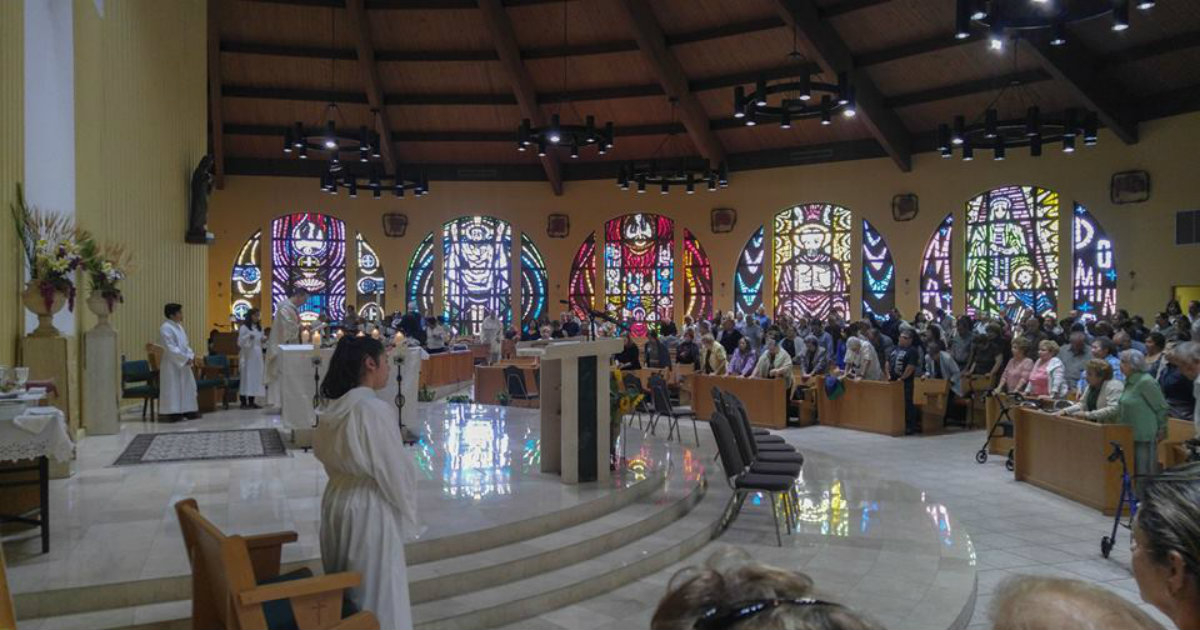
[1101,441,1139,558]
[974,390,1039,472]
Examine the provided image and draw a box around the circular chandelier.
[318,166,428,199]
[733,72,856,128]
[937,106,1098,160]
[956,0,1157,51]
[518,114,614,158]
[283,103,383,169]
[616,158,728,195]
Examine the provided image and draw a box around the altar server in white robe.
[315,336,419,630]
[159,303,200,420]
[480,310,502,363]
[265,287,309,407]
[237,308,266,409]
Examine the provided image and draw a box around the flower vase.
[86,292,118,331]
[21,281,67,338]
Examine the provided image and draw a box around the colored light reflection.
[438,404,512,501]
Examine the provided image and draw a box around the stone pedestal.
[83,326,120,435]
[20,335,80,434]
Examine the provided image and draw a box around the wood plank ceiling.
[213,0,1200,192]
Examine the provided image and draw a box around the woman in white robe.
[480,310,502,364]
[315,336,419,630]
[237,308,266,408]
[159,303,199,419]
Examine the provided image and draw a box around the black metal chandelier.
[617,159,728,195]
[937,106,1098,160]
[318,166,428,199]
[956,0,1156,51]
[283,103,383,169]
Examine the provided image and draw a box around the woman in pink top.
[1025,339,1068,399]
[996,337,1034,394]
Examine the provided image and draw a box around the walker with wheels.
[974,390,1038,472]
[1101,441,1138,558]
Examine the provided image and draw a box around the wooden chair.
[174,498,379,630]
[1,544,15,630]
[122,356,159,421]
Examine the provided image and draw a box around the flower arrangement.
[609,369,644,455]
[10,184,83,312]
[79,237,133,311]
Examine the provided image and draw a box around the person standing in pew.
[699,333,727,375]
[1118,349,1170,493]
[843,337,883,381]
[675,329,700,370]
[753,336,793,410]
[644,329,672,369]
[727,338,758,378]
[1058,359,1123,421]
[888,330,921,435]
[615,334,642,370]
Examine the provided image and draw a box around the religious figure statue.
[186,155,214,244]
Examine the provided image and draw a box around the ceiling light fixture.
[616,98,728,194]
[956,0,1150,50]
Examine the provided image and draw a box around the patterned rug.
[113,429,288,466]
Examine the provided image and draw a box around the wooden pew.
[691,374,787,429]
[914,378,950,435]
[419,350,474,388]
[474,364,540,408]
[963,374,994,428]
[1159,417,1194,469]
[1013,409,1134,515]
[789,367,819,426]
[817,379,906,436]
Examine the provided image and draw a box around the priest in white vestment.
[315,336,418,630]
[237,307,266,408]
[480,310,502,363]
[265,288,308,407]
[159,303,200,420]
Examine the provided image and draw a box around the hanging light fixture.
[957,0,1151,50]
[319,164,429,199]
[615,99,728,194]
[516,0,614,156]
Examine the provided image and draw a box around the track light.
[842,88,857,117]
[718,163,729,187]
[537,140,547,157]
[955,0,971,39]
[348,178,357,198]
[941,146,953,159]
[686,174,695,195]
[969,0,986,20]
[283,128,294,153]
[324,120,337,150]
[733,86,746,118]
[516,140,526,152]
[605,122,614,149]
[1030,134,1043,157]
[984,109,998,139]
[798,73,811,101]
[821,96,832,126]
[993,137,1006,161]
[570,144,579,159]
[754,77,767,107]
[952,115,965,145]
[293,122,305,148]
[585,115,596,143]
[780,109,792,129]
[837,72,850,105]
[1136,0,1155,8]
[1025,106,1040,137]
[708,176,717,192]
[937,124,951,152]
[1112,0,1130,30]
[745,114,757,127]
[989,17,1005,51]
[1083,112,1099,146]
[548,114,561,144]
[636,175,646,194]
[1063,135,1076,153]
[660,182,669,195]
[962,140,974,161]
[297,144,307,159]
[1063,108,1079,137]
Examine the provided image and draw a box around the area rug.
[113,429,288,466]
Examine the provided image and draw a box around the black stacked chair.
[710,409,798,546]
[503,366,538,404]
[621,372,652,431]
[720,390,806,468]
[712,388,799,456]
[648,373,698,445]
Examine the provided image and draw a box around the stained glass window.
[920,213,954,319]
[682,228,713,323]
[604,214,674,336]
[406,232,436,316]
[443,216,512,336]
[271,213,347,324]
[773,204,852,321]
[1072,204,1117,319]
[230,230,262,323]
[965,185,1059,319]
[355,234,386,322]
[734,227,766,317]
[568,232,597,320]
[861,219,895,317]
[520,233,548,332]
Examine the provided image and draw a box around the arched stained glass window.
[568,232,597,320]
[355,234,386,321]
[230,230,262,323]
[965,185,1059,319]
[1072,205,1117,319]
[406,231,435,315]
[271,213,347,323]
[919,213,954,319]
[604,213,674,336]
[443,216,513,336]
[734,227,766,317]
[861,219,895,317]
[520,233,548,332]
[682,228,713,323]
[773,204,852,321]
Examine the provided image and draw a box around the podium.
[518,339,623,484]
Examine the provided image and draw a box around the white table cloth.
[277,344,423,432]
[0,402,73,463]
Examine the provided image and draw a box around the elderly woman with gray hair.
[843,336,883,381]
[1132,462,1200,630]
[1119,349,1170,487]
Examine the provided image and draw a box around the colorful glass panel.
[920,213,954,319]
[271,213,347,323]
[772,204,852,321]
[861,219,895,317]
[406,232,436,316]
[230,230,262,323]
[443,216,512,336]
[1072,204,1117,319]
[568,232,597,320]
[682,228,713,323]
[604,214,674,336]
[520,233,548,332]
[734,227,766,317]
[965,186,1059,319]
[355,234,386,322]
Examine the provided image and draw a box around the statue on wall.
[186,154,214,244]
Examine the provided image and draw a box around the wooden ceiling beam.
[1099,30,1200,68]
[820,0,893,18]
[855,32,982,67]
[476,0,563,195]
[884,69,1052,109]
[771,0,912,171]
[207,0,225,189]
[346,0,399,174]
[616,0,727,167]
[1022,38,1138,144]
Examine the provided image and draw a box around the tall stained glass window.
[355,234,386,321]
[773,204,852,321]
[230,230,262,322]
[604,214,674,336]
[1072,205,1117,319]
[271,213,347,323]
[443,216,512,336]
[568,232,597,320]
[520,233,548,332]
[861,219,895,317]
[406,232,436,316]
[734,227,766,317]
[965,185,1059,319]
[919,213,954,319]
[682,228,713,323]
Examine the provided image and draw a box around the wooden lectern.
[518,339,623,484]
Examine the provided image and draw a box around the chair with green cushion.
[204,354,240,409]
[121,358,159,421]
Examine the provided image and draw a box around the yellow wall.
[207,111,1200,329]
[74,0,209,360]
[0,1,23,366]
